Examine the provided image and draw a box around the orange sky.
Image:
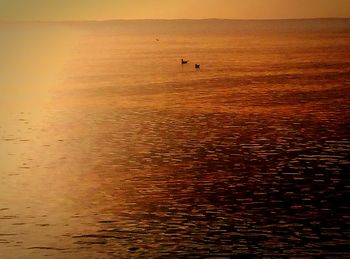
[1,0,350,21]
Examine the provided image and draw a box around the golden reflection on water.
[0,24,85,256]
[1,21,350,257]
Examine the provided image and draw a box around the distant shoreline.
[1,17,350,24]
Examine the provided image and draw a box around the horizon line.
[1,17,350,23]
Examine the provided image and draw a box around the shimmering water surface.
[1,20,350,258]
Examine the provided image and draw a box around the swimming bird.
[195,64,200,69]
[181,59,189,64]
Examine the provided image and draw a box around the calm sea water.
[1,20,350,258]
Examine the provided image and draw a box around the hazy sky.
[1,0,350,21]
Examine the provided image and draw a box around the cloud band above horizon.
[1,0,350,21]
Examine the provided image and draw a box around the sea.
[0,19,350,258]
